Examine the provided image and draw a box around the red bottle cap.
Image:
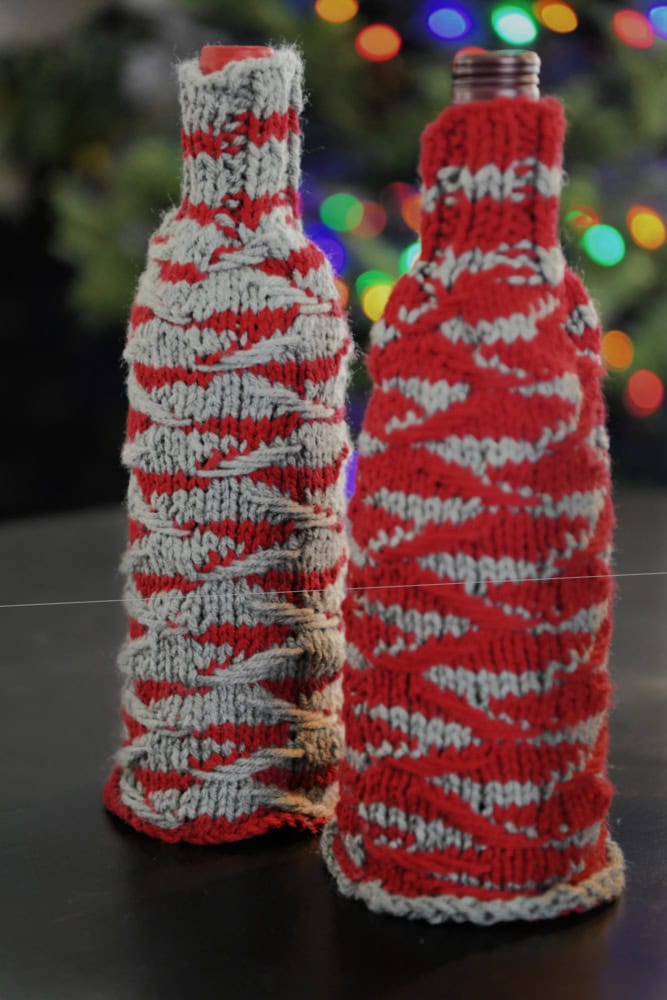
[199,45,273,74]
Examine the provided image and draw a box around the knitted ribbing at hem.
[321,821,625,925]
[104,46,352,842]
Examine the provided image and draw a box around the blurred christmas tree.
[0,0,666,515]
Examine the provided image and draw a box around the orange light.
[534,2,578,32]
[612,10,655,48]
[602,330,634,371]
[334,277,350,308]
[625,369,665,417]
[355,24,402,62]
[455,46,487,55]
[565,205,600,230]
[627,205,667,250]
[401,192,422,232]
[314,0,359,24]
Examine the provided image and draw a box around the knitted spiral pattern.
[321,97,625,923]
[103,49,352,843]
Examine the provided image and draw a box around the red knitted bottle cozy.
[103,46,352,843]
[321,90,626,922]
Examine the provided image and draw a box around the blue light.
[305,222,347,274]
[649,5,667,38]
[427,5,472,40]
[344,449,359,499]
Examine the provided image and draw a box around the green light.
[355,269,393,295]
[399,241,421,274]
[320,193,363,232]
[491,5,538,44]
[581,224,626,267]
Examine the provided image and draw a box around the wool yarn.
[103,48,352,843]
[321,96,625,923]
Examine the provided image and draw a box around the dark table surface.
[0,485,665,1000]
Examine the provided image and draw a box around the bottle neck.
[177,48,303,232]
[418,95,566,286]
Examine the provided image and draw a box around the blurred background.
[1,0,666,521]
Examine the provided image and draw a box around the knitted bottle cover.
[321,96,625,923]
[103,47,352,843]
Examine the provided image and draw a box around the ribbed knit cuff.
[177,47,303,213]
[419,96,565,280]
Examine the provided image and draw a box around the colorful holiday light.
[352,200,387,238]
[612,10,655,48]
[427,5,473,41]
[320,192,363,231]
[344,449,359,499]
[581,223,626,266]
[491,5,538,44]
[649,5,667,38]
[401,192,422,231]
[534,2,578,33]
[399,241,421,273]
[361,282,394,320]
[565,205,600,230]
[625,370,665,417]
[314,0,359,24]
[305,221,347,273]
[355,24,402,61]
[355,269,393,296]
[627,205,667,250]
[602,329,634,371]
[334,276,350,308]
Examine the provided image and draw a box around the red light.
[612,10,655,48]
[625,369,664,417]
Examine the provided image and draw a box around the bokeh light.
[627,205,667,250]
[612,10,655,48]
[399,241,421,273]
[625,370,665,417]
[602,329,634,371]
[344,449,359,499]
[355,24,402,61]
[334,277,350,308]
[352,200,387,238]
[314,0,359,24]
[320,192,363,231]
[565,205,600,230]
[581,224,626,266]
[306,222,347,273]
[361,283,394,321]
[427,6,472,41]
[649,5,667,39]
[401,192,422,231]
[355,269,393,295]
[491,5,538,45]
[534,2,578,33]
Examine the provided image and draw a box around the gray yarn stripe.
[125,315,345,370]
[430,242,566,288]
[351,703,478,750]
[422,422,578,474]
[421,159,562,212]
[364,486,606,531]
[358,803,601,856]
[321,822,625,925]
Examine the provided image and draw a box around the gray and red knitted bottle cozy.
[103,48,352,843]
[321,96,626,923]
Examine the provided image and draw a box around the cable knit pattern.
[103,48,353,843]
[321,96,625,923]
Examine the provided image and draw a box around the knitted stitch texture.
[321,96,625,923]
[103,48,352,843]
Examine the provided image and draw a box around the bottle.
[321,50,625,923]
[103,45,352,843]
